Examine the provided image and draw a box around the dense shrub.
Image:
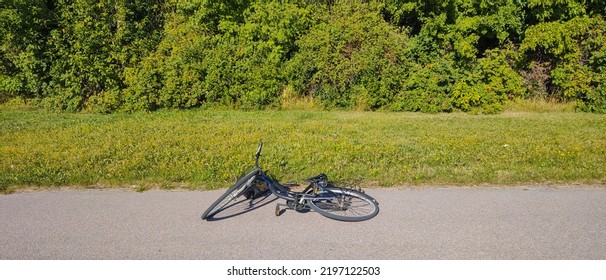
[520,16,606,112]
[286,1,408,110]
[0,0,52,101]
[391,59,456,113]
[42,0,164,112]
[1,0,606,113]
[122,0,312,111]
[452,48,526,113]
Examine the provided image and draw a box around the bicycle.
[201,142,379,222]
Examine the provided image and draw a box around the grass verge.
[1,109,605,191]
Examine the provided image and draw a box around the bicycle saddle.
[304,173,328,183]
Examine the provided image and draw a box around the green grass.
[506,98,577,113]
[1,109,605,191]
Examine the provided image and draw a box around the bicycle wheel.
[307,187,379,222]
[201,169,259,220]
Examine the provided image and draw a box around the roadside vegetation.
[2,1,605,191]
[1,108,604,191]
[2,0,606,113]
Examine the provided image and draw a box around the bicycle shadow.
[203,191,278,221]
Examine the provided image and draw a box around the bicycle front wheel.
[307,187,379,222]
[201,169,259,220]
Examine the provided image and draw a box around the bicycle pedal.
[275,204,281,217]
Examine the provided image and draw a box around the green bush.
[41,0,164,112]
[392,59,456,113]
[453,48,526,113]
[520,16,606,112]
[527,0,587,23]
[0,0,51,101]
[2,0,606,113]
[287,1,408,110]
[122,0,312,110]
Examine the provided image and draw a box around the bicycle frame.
[251,145,336,209]
[255,170,318,203]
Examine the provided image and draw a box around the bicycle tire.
[307,187,379,222]
[201,169,259,220]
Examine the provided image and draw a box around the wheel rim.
[310,189,377,219]
[206,183,250,217]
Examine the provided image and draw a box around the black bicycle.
[201,143,379,222]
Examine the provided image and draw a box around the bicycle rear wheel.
[307,187,379,222]
[201,169,259,220]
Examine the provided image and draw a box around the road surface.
[1,187,605,259]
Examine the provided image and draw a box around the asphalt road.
[1,187,605,260]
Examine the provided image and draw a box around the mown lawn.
[1,109,605,192]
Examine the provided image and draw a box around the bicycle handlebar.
[256,142,263,157]
[255,142,263,168]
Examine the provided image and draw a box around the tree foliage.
[1,0,605,112]
[287,1,408,110]
[0,0,52,101]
